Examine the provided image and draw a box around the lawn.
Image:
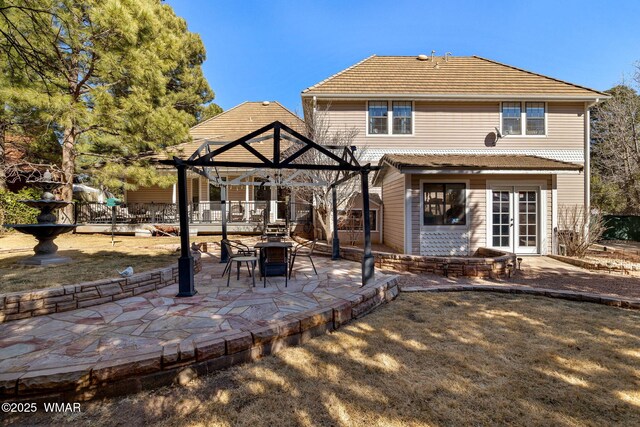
[0,233,197,293]
[9,292,640,426]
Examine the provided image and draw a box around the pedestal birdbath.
[4,170,77,265]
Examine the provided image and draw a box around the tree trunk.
[60,127,76,223]
[0,128,6,191]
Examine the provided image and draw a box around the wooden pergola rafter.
[160,121,380,297]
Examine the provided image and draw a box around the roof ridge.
[301,54,377,94]
[189,101,247,132]
[472,56,608,98]
[271,101,304,122]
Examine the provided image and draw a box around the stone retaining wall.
[0,253,202,323]
[311,241,515,278]
[549,254,634,274]
[1,276,399,401]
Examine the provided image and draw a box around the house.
[301,54,607,256]
[79,101,312,234]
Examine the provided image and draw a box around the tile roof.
[380,154,583,171]
[302,55,607,98]
[155,101,305,162]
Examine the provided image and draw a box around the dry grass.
[0,233,194,294]
[9,292,640,427]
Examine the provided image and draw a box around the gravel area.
[389,256,640,300]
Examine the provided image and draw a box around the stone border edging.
[308,239,515,278]
[0,275,400,402]
[0,253,202,323]
[399,283,640,309]
[549,254,635,274]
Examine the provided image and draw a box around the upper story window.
[525,102,545,135]
[368,101,388,134]
[368,101,413,135]
[501,102,546,136]
[422,183,466,226]
[392,101,412,134]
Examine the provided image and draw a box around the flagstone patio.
[0,250,399,400]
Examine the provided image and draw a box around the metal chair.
[288,240,317,278]
[221,239,256,277]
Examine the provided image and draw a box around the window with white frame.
[525,102,545,135]
[368,101,413,135]
[368,101,388,134]
[392,101,412,134]
[422,183,466,226]
[501,102,546,136]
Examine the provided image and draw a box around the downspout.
[584,98,599,217]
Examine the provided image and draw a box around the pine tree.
[0,0,214,212]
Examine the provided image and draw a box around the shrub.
[557,205,607,258]
[0,188,40,232]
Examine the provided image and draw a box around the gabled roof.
[154,101,305,162]
[302,55,607,99]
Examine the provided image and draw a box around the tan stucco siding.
[381,169,405,252]
[319,101,585,152]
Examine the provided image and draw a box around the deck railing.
[74,201,313,226]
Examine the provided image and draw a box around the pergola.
[160,121,381,297]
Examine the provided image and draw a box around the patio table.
[254,241,292,287]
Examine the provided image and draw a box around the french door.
[491,187,540,254]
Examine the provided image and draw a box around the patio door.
[490,187,540,254]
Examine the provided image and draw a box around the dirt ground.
[5,292,639,427]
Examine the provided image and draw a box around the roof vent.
[262,101,270,106]
[417,54,429,61]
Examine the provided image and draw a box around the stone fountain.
[4,171,77,265]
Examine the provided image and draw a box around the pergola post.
[361,168,374,286]
[176,163,196,297]
[331,185,340,260]
[220,184,229,263]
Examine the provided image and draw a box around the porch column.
[331,185,340,260]
[245,183,250,221]
[361,168,374,286]
[221,184,229,262]
[176,163,196,297]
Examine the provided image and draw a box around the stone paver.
[0,250,397,397]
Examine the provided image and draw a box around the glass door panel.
[515,190,538,253]
[491,190,512,249]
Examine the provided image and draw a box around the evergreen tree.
[0,0,214,210]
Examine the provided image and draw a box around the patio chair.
[221,239,257,277]
[288,239,317,278]
[230,203,245,222]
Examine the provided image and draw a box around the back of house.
[302,54,606,256]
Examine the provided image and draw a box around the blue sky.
[166,0,640,115]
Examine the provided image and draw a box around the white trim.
[584,103,591,214]
[552,174,558,255]
[486,179,548,255]
[404,174,412,254]
[400,168,581,175]
[419,179,471,230]
[365,100,415,137]
[171,183,177,204]
[361,148,585,164]
[302,93,605,101]
[499,101,548,138]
